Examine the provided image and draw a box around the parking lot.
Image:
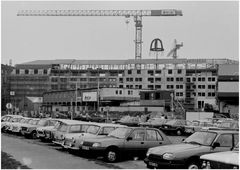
[1,132,186,169]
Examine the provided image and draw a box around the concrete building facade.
[9,58,238,112]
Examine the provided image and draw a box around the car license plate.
[82,146,89,150]
[149,161,158,167]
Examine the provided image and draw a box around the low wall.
[106,106,164,112]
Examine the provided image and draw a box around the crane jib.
[17,9,183,17]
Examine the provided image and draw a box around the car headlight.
[202,161,211,169]
[146,148,154,157]
[80,141,84,145]
[92,143,101,147]
[163,153,175,160]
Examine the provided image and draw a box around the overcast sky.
[1,1,239,65]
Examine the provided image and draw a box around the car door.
[213,133,234,152]
[124,128,146,156]
[145,129,165,150]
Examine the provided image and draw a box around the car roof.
[5,115,23,118]
[94,123,126,127]
[206,129,239,134]
[58,119,86,125]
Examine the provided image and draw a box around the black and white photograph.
[1,0,239,169]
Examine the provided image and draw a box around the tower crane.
[17,9,182,63]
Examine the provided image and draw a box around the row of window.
[127,69,183,75]
[15,69,48,75]
[192,92,215,97]
[187,77,216,82]
[52,77,116,82]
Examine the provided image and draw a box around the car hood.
[37,126,54,131]
[149,143,207,155]
[201,151,239,165]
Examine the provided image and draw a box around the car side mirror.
[212,142,220,148]
[126,136,133,141]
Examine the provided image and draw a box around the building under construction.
[9,58,238,113]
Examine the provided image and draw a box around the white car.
[62,123,125,150]
[52,120,89,145]
[36,119,66,140]
[11,117,33,134]
[5,117,25,132]
[201,143,239,169]
[1,115,23,132]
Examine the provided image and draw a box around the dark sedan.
[160,119,192,136]
[144,130,239,169]
[81,126,171,162]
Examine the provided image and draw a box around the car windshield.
[184,131,217,146]
[58,124,68,132]
[86,125,100,134]
[108,127,132,139]
[19,118,26,123]
[54,122,61,129]
[28,120,34,124]
[38,119,48,126]
[12,118,19,122]
[31,120,39,125]
[233,143,239,151]
[9,117,15,122]
[166,120,177,125]
[81,125,90,132]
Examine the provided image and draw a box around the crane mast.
[17,9,182,62]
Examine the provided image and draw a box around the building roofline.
[16,58,239,67]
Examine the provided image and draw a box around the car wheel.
[187,161,199,169]
[176,129,182,136]
[32,132,37,139]
[147,164,154,169]
[105,148,119,162]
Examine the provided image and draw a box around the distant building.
[1,64,14,111]
[217,64,239,116]
[9,58,238,112]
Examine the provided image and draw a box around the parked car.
[81,126,171,162]
[52,120,91,145]
[63,123,125,150]
[144,130,239,169]
[5,117,26,132]
[160,119,192,136]
[116,116,140,127]
[184,120,214,134]
[21,118,41,138]
[139,118,169,129]
[1,115,23,132]
[200,143,239,169]
[43,119,68,142]
[11,117,33,135]
[36,119,61,141]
